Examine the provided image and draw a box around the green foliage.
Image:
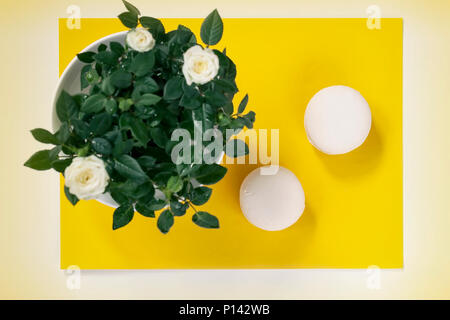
[25,2,256,234]
[238,94,248,113]
[192,164,227,185]
[190,186,212,205]
[56,90,78,122]
[113,204,135,229]
[118,12,138,28]
[200,9,223,46]
[122,0,140,16]
[139,17,165,40]
[24,149,55,171]
[64,186,79,205]
[225,139,249,157]
[130,52,155,77]
[31,128,60,145]
[157,209,174,233]
[192,211,219,228]
[135,202,155,217]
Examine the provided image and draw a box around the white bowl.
[53,31,223,208]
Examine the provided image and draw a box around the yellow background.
[60,18,402,269]
[0,0,449,299]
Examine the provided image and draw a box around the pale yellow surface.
[1,0,449,299]
[60,18,402,269]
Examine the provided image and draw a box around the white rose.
[126,28,155,52]
[182,45,219,85]
[64,155,110,200]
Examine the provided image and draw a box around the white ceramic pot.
[52,31,223,208]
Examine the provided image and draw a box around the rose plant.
[24,1,255,233]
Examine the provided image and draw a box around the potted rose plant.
[24,1,255,233]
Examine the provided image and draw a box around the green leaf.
[64,186,79,205]
[166,176,183,193]
[114,154,148,182]
[101,77,115,96]
[137,155,156,169]
[24,150,53,171]
[215,78,238,93]
[30,128,59,145]
[204,89,229,107]
[81,93,107,113]
[85,68,100,85]
[73,94,88,107]
[122,0,140,16]
[190,186,212,205]
[193,103,215,133]
[192,164,227,185]
[52,158,72,173]
[214,49,236,80]
[90,112,113,136]
[113,204,135,230]
[222,102,233,115]
[180,95,202,110]
[139,17,165,40]
[163,77,183,100]
[179,85,202,109]
[217,112,231,126]
[76,144,90,157]
[135,181,155,200]
[170,200,188,216]
[225,139,249,157]
[157,209,174,234]
[135,93,161,107]
[92,137,112,155]
[113,137,134,157]
[118,11,138,28]
[77,51,95,63]
[56,90,78,122]
[104,98,118,114]
[200,9,223,45]
[71,119,90,139]
[110,189,130,206]
[119,114,150,146]
[110,41,125,55]
[110,70,132,89]
[80,65,91,90]
[49,146,62,160]
[238,94,248,113]
[149,127,168,148]
[144,198,166,211]
[118,98,134,111]
[134,76,159,93]
[110,180,152,201]
[192,211,219,228]
[129,51,155,77]
[55,123,70,144]
[242,111,256,129]
[135,202,155,218]
[95,51,118,66]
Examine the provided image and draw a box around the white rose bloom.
[126,28,155,52]
[64,155,110,200]
[182,45,219,85]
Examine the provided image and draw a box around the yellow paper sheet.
[60,18,402,269]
